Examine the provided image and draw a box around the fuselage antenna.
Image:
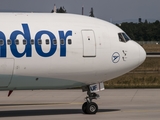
[54,4,57,13]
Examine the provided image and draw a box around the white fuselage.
[0,13,146,90]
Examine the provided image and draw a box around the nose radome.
[139,45,146,65]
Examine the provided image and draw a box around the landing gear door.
[82,30,96,57]
[0,59,14,88]
[89,82,105,93]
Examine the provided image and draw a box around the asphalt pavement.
[0,89,160,120]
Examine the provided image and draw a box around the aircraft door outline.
[0,58,14,88]
[81,30,96,57]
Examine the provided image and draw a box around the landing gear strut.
[82,83,104,114]
[82,91,100,114]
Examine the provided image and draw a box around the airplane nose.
[139,45,146,64]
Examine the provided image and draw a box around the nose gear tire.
[82,102,98,114]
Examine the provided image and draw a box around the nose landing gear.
[81,82,104,114]
[82,91,100,114]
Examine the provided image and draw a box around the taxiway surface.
[0,89,160,120]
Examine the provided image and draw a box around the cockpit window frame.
[118,32,131,43]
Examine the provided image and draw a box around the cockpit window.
[118,33,130,43]
[118,33,125,42]
[122,33,130,42]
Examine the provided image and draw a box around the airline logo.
[112,52,120,63]
[0,24,72,58]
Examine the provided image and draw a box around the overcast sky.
[0,0,160,23]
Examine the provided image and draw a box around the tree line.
[51,6,94,17]
[51,6,159,41]
[116,19,160,41]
